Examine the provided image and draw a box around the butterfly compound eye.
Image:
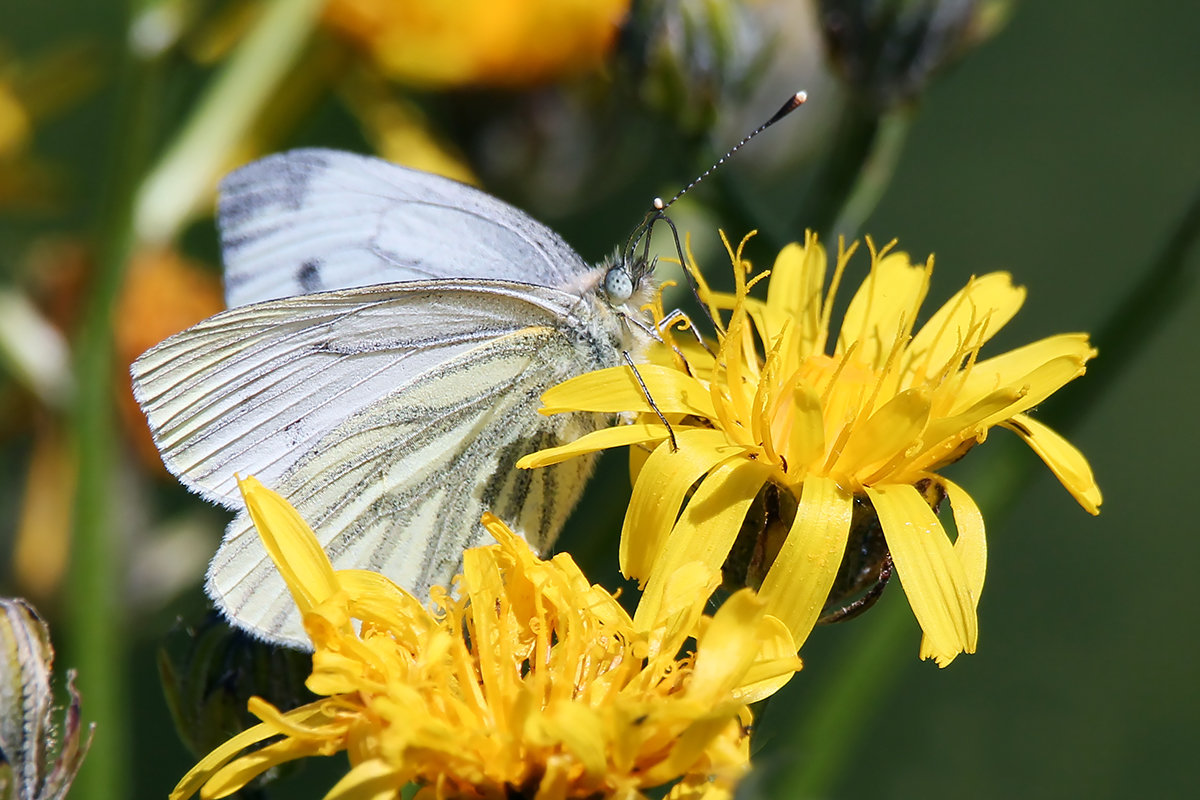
[604,266,635,304]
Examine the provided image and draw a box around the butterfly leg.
[621,351,678,452]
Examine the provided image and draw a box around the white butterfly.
[132,149,659,647]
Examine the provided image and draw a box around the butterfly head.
[602,245,656,305]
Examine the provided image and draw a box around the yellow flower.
[171,477,800,800]
[323,0,631,88]
[519,232,1101,666]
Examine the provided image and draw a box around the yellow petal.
[923,354,1091,465]
[833,388,931,480]
[959,333,1094,401]
[972,355,1091,427]
[836,251,929,367]
[650,561,724,659]
[622,430,744,580]
[1002,414,1102,514]
[765,239,827,350]
[689,588,771,700]
[238,475,338,615]
[866,484,977,665]
[907,272,1025,378]
[517,422,675,468]
[537,705,608,781]
[917,477,987,663]
[778,373,826,473]
[170,715,295,800]
[942,478,987,598]
[201,739,326,799]
[733,613,803,704]
[758,475,853,647]
[632,459,772,631]
[905,385,1029,474]
[538,364,715,418]
[324,757,406,800]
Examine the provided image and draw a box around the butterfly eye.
[604,266,634,304]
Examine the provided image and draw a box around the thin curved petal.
[757,475,854,647]
[203,738,332,799]
[632,459,772,631]
[324,757,406,800]
[622,430,745,580]
[941,478,987,598]
[169,719,285,800]
[690,589,770,700]
[517,423,676,468]
[1002,414,1102,514]
[866,484,977,666]
[907,272,1026,378]
[959,333,1095,402]
[919,355,1092,468]
[836,252,929,367]
[538,364,715,417]
[238,475,338,615]
[973,355,1091,426]
[765,239,827,350]
[918,476,988,663]
[733,613,803,704]
[834,388,931,479]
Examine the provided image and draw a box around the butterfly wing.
[133,280,623,646]
[219,149,593,307]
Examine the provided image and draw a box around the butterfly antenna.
[631,90,810,315]
[657,90,807,215]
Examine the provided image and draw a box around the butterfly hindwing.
[207,322,610,646]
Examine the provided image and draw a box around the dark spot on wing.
[298,260,322,293]
[218,150,332,235]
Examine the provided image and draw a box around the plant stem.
[1041,183,1200,430]
[133,0,327,245]
[67,6,160,800]
[789,96,910,241]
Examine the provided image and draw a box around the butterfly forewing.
[219,149,592,307]
[207,311,615,646]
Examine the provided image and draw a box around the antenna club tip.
[653,197,665,210]
[795,90,808,104]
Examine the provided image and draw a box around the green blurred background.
[2,1,1197,799]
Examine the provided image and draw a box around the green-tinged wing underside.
[132,279,619,646]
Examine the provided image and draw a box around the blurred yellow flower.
[171,477,800,800]
[323,0,631,87]
[0,79,31,155]
[520,232,1101,666]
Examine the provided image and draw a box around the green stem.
[790,97,887,240]
[69,2,329,796]
[830,107,913,240]
[1041,183,1200,430]
[68,7,160,800]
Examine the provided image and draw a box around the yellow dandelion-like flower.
[519,232,1101,666]
[323,0,631,88]
[171,477,800,800]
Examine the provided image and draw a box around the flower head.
[171,477,799,800]
[519,232,1101,666]
[323,0,631,88]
